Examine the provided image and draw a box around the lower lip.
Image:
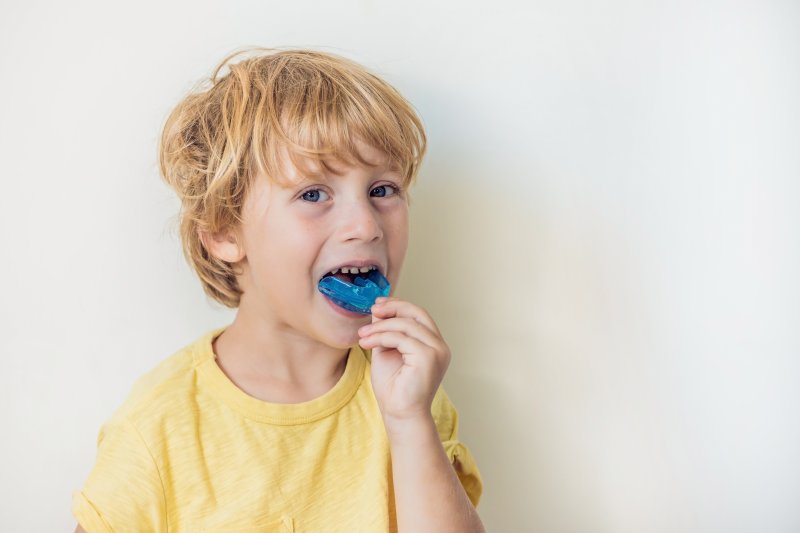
[321,292,370,318]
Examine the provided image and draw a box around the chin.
[323,338,358,350]
[313,319,361,350]
[314,293,371,347]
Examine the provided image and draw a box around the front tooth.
[336,266,376,274]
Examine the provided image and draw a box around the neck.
[212,306,350,403]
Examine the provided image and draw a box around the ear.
[199,228,245,263]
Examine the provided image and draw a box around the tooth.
[358,267,370,273]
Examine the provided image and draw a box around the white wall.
[1,1,798,531]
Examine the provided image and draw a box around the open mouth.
[318,266,390,314]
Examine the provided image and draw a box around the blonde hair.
[158,47,427,308]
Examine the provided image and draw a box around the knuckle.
[441,345,452,360]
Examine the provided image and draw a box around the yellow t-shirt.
[72,325,483,532]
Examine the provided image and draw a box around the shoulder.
[73,327,227,531]
[109,327,223,426]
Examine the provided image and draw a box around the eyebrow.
[289,167,403,188]
[289,174,332,189]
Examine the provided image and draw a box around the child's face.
[235,141,409,349]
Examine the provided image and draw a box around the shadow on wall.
[399,167,545,530]
[398,157,651,531]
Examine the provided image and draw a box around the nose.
[339,198,383,243]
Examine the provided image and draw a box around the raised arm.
[359,297,485,533]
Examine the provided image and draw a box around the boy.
[72,48,484,533]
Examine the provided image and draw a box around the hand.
[357,297,452,433]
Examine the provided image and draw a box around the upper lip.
[319,259,386,281]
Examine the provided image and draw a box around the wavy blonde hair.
[158,47,427,308]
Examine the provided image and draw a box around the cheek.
[393,204,409,243]
[387,206,409,261]
[250,218,313,279]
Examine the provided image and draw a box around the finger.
[371,298,441,335]
[358,331,432,360]
[358,317,442,351]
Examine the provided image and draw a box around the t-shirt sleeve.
[72,416,166,533]
[430,386,484,508]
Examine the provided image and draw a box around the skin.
[74,140,484,533]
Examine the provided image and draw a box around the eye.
[300,188,330,203]
[370,184,400,198]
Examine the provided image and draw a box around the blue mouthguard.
[318,268,391,314]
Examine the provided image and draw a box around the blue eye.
[370,184,399,198]
[301,189,329,202]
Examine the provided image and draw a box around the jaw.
[315,296,370,349]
